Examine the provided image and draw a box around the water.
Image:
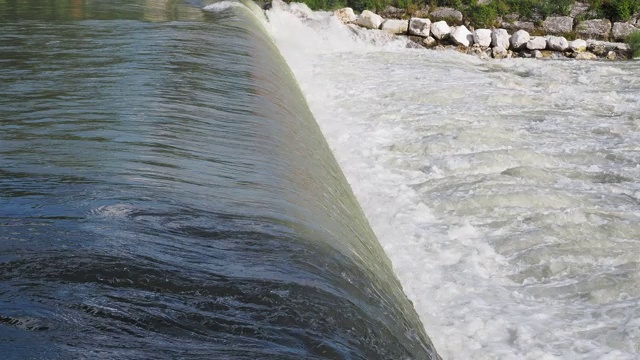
[266,4,640,359]
[0,1,440,359]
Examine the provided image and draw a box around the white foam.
[267,4,640,359]
[203,1,244,12]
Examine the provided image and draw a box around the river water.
[267,4,640,359]
[0,1,441,359]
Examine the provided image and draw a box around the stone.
[379,5,405,19]
[381,19,409,34]
[423,36,437,47]
[491,28,510,48]
[451,25,473,47]
[412,5,430,18]
[542,16,574,35]
[430,7,463,23]
[430,20,451,40]
[409,18,431,37]
[607,50,617,60]
[510,29,530,50]
[501,21,535,32]
[526,36,547,50]
[492,46,509,59]
[571,39,587,52]
[612,22,638,41]
[570,2,590,18]
[533,50,543,58]
[473,29,492,47]
[575,51,597,60]
[576,19,612,40]
[547,36,569,51]
[356,10,383,30]
[333,7,356,24]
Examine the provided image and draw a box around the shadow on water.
[0,1,441,359]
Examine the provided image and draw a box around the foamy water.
[266,4,640,359]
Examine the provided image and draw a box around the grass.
[628,31,640,58]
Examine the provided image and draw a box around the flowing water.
[266,4,640,359]
[0,1,440,359]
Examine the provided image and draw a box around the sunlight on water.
[267,5,640,359]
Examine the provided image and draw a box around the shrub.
[628,31,640,58]
[467,3,499,27]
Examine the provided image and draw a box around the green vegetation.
[296,0,640,27]
[628,30,640,57]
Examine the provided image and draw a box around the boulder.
[501,21,535,32]
[381,19,409,34]
[491,28,510,48]
[379,5,405,19]
[526,36,547,50]
[423,36,437,47]
[611,22,638,41]
[576,19,612,40]
[451,25,473,47]
[533,50,543,58]
[492,46,509,59]
[430,7,463,23]
[606,50,617,60]
[547,36,569,51]
[571,38,587,52]
[473,29,492,47]
[575,51,597,60]
[356,10,383,30]
[333,7,356,24]
[542,16,574,35]
[510,29,530,50]
[570,2,590,18]
[431,20,451,40]
[409,18,431,37]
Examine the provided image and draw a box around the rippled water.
[267,4,640,359]
[0,1,440,359]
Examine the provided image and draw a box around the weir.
[0,0,440,358]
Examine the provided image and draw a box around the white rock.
[356,10,383,30]
[491,28,510,48]
[533,50,543,58]
[409,17,431,37]
[547,36,569,51]
[527,36,547,50]
[423,36,437,47]
[510,29,530,50]
[612,22,637,41]
[333,7,356,24]
[381,19,409,34]
[492,46,509,59]
[473,29,492,47]
[451,25,473,47]
[571,39,587,52]
[430,20,451,40]
[575,51,597,60]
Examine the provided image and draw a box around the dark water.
[0,1,440,359]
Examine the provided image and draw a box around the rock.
[356,10,383,30]
[510,29,530,50]
[612,22,638,41]
[379,5,405,19]
[547,36,569,51]
[570,2,590,18]
[412,5,430,18]
[491,28,510,48]
[409,18,431,37]
[542,16,574,35]
[533,50,543,58]
[473,29,492,47]
[526,36,547,50]
[451,25,473,47]
[575,51,597,60]
[606,50,617,60]
[333,7,356,24]
[431,20,451,40]
[381,19,409,34]
[570,39,587,52]
[502,21,535,32]
[576,19,612,40]
[430,7,463,23]
[587,40,607,56]
[423,36,437,47]
[492,46,509,59]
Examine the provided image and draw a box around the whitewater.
[265,4,640,359]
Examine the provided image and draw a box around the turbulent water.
[267,4,640,360]
[0,1,441,359]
